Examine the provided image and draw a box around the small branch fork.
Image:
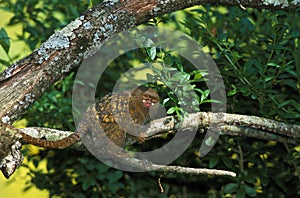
[1,112,299,178]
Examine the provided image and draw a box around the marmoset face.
[142,88,160,108]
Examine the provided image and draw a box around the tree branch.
[1,111,298,178]
[17,112,300,146]
[144,112,300,142]
[124,158,237,177]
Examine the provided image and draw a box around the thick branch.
[1,111,298,178]
[144,112,300,142]
[17,112,300,146]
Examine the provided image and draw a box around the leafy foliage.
[1,1,300,197]
[182,6,300,123]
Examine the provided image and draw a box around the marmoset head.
[142,88,160,108]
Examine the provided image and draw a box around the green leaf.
[277,100,292,108]
[272,177,287,193]
[208,156,219,168]
[244,184,256,197]
[106,170,123,183]
[144,37,154,47]
[147,46,156,60]
[192,70,209,80]
[267,62,280,67]
[108,182,125,193]
[164,66,178,71]
[264,76,274,82]
[171,71,190,82]
[78,157,89,164]
[0,59,11,67]
[162,97,170,105]
[222,156,233,168]
[96,163,110,173]
[146,73,154,81]
[224,183,238,193]
[82,177,96,191]
[0,28,10,53]
[236,188,246,198]
[202,89,210,98]
[200,89,210,102]
[167,106,177,114]
[200,99,221,104]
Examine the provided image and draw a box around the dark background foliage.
[0,0,299,197]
